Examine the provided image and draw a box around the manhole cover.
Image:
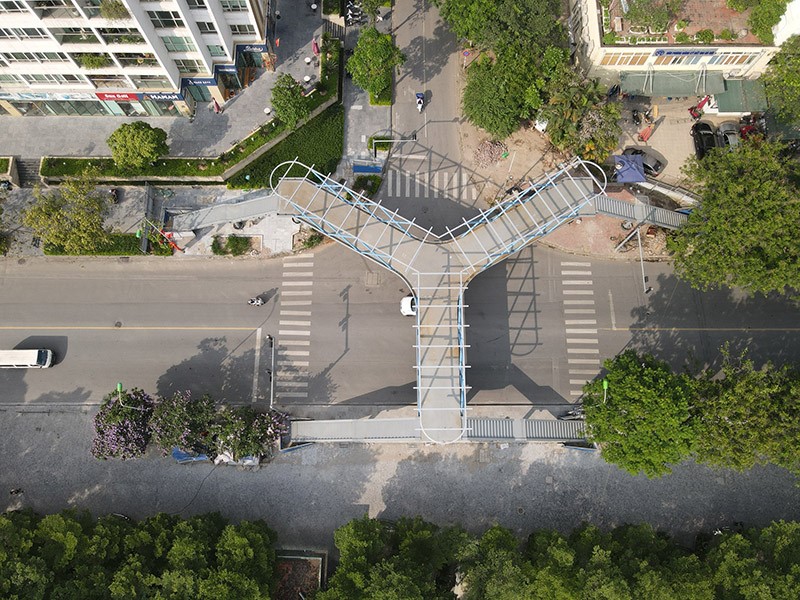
[364,272,380,286]
[517,507,525,515]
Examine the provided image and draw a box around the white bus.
[0,349,54,368]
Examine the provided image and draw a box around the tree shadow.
[156,336,267,405]
[627,272,800,375]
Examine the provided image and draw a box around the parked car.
[691,121,718,159]
[622,148,666,177]
[716,121,741,149]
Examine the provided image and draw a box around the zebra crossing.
[561,261,601,399]
[276,254,314,401]
[384,169,479,200]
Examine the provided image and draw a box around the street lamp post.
[266,335,275,409]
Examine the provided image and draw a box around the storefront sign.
[655,49,717,56]
[143,92,182,101]
[182,77,217,87]
[214,64,238,74]
[237,43,269,53]
[0,91,97,100]
[96,92,142,101]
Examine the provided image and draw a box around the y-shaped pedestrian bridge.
[271,159,606,443]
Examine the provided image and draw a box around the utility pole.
[266,335,276,409]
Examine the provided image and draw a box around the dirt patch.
[274,555,323,600]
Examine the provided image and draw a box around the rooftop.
[601,0,762,46]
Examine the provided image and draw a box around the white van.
[0,349,54,368]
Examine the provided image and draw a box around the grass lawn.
[227,104,344,189]
[0,158,9,174]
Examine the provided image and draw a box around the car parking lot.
[616,96,750,185]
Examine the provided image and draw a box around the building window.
[600,52,649,66]
[186,0,206,7]
[230,24,255,35]
[161,36,197,52]
[0,74,22,83]
[2,51,69,62]
[22,73,85,85]
[197,22,216,33]
[0,1,26,12]
[7,27,49,39]
[220,0,248,11]
[708,52,757,66]
[131,74,171,89]
[174,58,205,73]
[207,44,226,57]
[147,10,184,28]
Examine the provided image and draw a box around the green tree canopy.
[762,34,800,126]
[22,168,110,254]
[667,138,800,294]
[107,121,169,172]
[694,347,800,476]
[346,26,405,100]
[583,350,697,477]
[270,73,311,130]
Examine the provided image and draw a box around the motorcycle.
[632,109,642,126]
[416,92,424,113]
[247,297,265,306]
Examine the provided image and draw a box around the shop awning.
[620,71,726,97]
[714,79,768,113]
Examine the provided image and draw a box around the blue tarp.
[613,155,646,183]
[171,447,209,463]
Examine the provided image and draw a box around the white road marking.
[564,309,596,314]
[561,261,591,266]
[281,339,310,346]
[563,299,595,305]
[566,338,600,344]
[570,369,599,375]
[395,170,401,196]
[565,319,597,325]
[562,280,593,286]
[281,350,310,356]
[570,379,589,385]
[566,329,598,334]
[278,330,311,336]
[279,392,308,398]
[279,381,309,388]
[282,291,313,296]
[280,320,311,326]
[251,327,262,403]
[415,172,421,196]
[282,271,314,277]
[283,281,313,286]
[278,360,309,367]
[570,390,584,396]
[567,348,601,354]
[561,270,592,276]
[281,300,312,306]
[609,289,617,331]
[563,290,594,295]
[405,172,411,196]
[421,172,428,197]
[282,262,314,268]
[281,310,312,316]
[568,358,601,364]
[284,253,313,260]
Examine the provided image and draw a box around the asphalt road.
[376,0,478,232]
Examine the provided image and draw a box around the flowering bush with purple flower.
[212,407,287,461]
[150,391,216,455]
[91,387,155,460]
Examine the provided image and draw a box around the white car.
[400,294,416,316]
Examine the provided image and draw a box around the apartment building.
[0,0,276,117]
[569,0,799,101]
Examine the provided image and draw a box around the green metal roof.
[620,71,725,97]
[715,79,768,113]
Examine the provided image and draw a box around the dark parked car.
[716,121,742,149]
[622,148,666,177]
[691,121,718,159]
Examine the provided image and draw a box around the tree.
[694,346,800,475]
[150,391,216,454]
[542,67,622,163]
[359,0,383,22]
[582,350,697,477]
[99,0,130,19]
[22,168,110,254]
[91,387,155,460]
[762,34,800,126]
[346,27,405,101]
[667,138,800,294]
[270,73,310,130]
[107,121,169,172]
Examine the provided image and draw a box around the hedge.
[0,157,9,174]
[44,232,169,256]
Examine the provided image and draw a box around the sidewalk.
[0,1,324,160]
